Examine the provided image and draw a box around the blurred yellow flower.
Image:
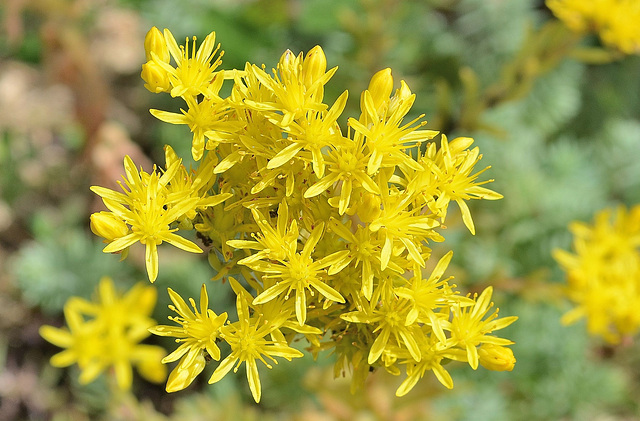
[554,205,640,343]
[39,277,166,390]
[547,0,640,54]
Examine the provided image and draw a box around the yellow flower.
[227,201,298,263]
[350,74,438,175]
[554,205,640,343]
[149,284,228,392]
[151,85,239,161]
[153,29,224,99]
[267,90,348,178]
[406,135,503,235]
[162,145,232,222]
[341,291,423,365]
[303,137,379,215]
[209,292,304,403]
[449,287,517,370]
[327,219,386,300]
[395,251,473,343]
[368,187,441,270]
[90,156,203,282]
[39,277,166,390]
[93,28,513,397]
[547,0,640,54]
[237,220,346,326]
[395,333,464,395]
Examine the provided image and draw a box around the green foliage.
[11,217,136,314]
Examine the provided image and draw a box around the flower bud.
[478,344,516,372]
[90,212,130,242]
[141,60,171,93]
[302,46,327,89]
[367,68,393,110]
[144,26,170,62]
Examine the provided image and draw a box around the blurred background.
[1,0,640,419]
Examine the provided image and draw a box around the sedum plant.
[83,26,517,402]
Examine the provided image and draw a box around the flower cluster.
[554,205,640,344]
[39,277,166,390]
[89,27,517,401]
[547,0,640,54]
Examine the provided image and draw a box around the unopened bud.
[141,60,171,93]
[367,68,393,110]
[302,46,327,88]
[144,26,170,62]
[478,344,516,372]
[90,212,129,242]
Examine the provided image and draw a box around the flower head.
[547,0,640,54]
[153,29,224,99]
[90,156,203,282]
[209,289,304,402]
[88,27,514,398]
[554,205,640,343]
[149,284,228,392]
[39,277,166,390]
[449,287,517,370]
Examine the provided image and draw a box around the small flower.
[90,156,203,282]
[243,222,346,326]
[395,333,464,395]
[303,137,379,215]
[151,87,239,161]
[341,290,422,365]
[149,284,228,392]
[395,251,473,343]
[209,291,304,403]
[267,90,348,178]
[162,145,232,221]
[39,277,166,390]
[449,287,517,370]
[547,0,640,54]
[153,29,224,99]
[406,135,503,235]
[554,205,640,343]
[350,74,438,175]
